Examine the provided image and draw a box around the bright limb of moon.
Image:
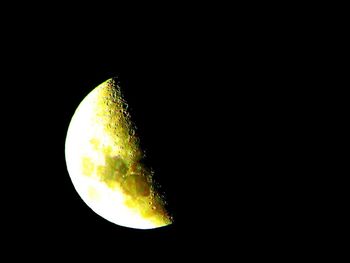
[65,78,172,229]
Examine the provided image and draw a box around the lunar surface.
[65,78,172,229]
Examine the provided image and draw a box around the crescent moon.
[65,78,172,229]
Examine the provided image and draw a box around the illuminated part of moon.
[65,78,172,229]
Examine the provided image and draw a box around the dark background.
[1,6,314,258]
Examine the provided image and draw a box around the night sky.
[2,11,302,258]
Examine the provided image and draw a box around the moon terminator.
[65,78,172,229]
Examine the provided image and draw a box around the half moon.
[65,78,172,229]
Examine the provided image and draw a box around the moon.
[65,78,173,229]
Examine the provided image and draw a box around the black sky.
[1,8,308,257]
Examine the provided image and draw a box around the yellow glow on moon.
[65,78,172,229]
